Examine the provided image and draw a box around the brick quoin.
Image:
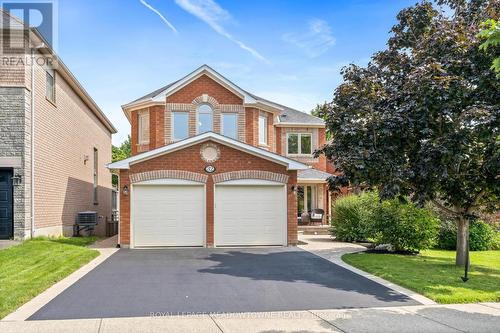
[119,141,298,247]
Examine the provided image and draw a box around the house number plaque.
[204,165,216,173]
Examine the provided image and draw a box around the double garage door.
[132,182,286,247]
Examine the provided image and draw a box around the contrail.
[139,0,178,34]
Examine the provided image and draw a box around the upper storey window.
[222,113,238,139]
[197,104,213,134]
[258,115,268,145]
[287,133,312,155]
[172,112,189,141]
[138,112,150,144]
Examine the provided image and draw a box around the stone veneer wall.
[0,87,31,239]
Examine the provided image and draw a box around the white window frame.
[171,111,189,141]
[221,113,238,139]
[45,69,55,103]
[196,104,214,134]
[286,133,312,155]
[138,112,150,144]
[258,115,268,145]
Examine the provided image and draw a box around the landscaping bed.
[0,237,99,319]
[342,249,500,304]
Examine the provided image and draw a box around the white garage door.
[132,184,204,247]
[215,183,287,246]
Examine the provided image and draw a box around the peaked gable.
[167,74,243,105]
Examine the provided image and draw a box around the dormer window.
[197,104,213,134]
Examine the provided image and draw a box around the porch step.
[298,225,331,235]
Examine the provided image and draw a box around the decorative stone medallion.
[200,143,220,163]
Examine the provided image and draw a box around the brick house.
[108,65,335,248]
[0,10,116,239]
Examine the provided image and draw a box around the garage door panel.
[215,185,286,246]
[133,185,204,247]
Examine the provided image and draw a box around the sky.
[48,0,419,145]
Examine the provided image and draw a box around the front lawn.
[0,237,99,319]
[342,250,500,304]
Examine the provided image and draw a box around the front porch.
[297,168,333,226]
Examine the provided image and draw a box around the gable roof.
[123,65,324,126]
[298,168,332,181]
[107,132,309,171]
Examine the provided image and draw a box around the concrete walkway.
[0,239,20,250]
[1,303,499,332]
[298,234,436,305]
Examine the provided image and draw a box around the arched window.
[197,104,213,134]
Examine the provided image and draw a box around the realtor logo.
[1,0,57,54]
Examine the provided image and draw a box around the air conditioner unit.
[77,211,98,226]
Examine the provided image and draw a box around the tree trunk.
[455,215,469,266]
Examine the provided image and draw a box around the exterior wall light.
[122,185,129,196]
[11,174,22,186]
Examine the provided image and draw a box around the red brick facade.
[167,75,243,105]
[119,141,297,247]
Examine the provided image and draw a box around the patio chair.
[309,209,324,225]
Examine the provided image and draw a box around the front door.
[0,170,13,239]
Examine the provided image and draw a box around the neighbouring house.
[108,65,336,248]
[0,10,116,239]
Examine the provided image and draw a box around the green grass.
[342,250,500,304]
[0,237,100,319]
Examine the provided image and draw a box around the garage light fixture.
[122,185,129,196]
[11,174,22,186]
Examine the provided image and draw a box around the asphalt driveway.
[29,247,418,320]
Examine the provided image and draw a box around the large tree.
[318,0,499,265]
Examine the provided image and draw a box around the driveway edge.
[2,246,118,321]
[298,235,436,306]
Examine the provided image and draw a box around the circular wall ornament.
[200,143,220,163]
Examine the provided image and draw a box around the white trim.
[297,178,328,183]
[213,183,287,247]
[216,179,284,186]
[275,123,325,128]
[286,133,312,156]
[130,183,206,248]
[134,179,204,185]
[171,111,189,141]
[196,104,214,135]
[259,115,268,145]
[138,112,150,145]
[107,132,309,171]
[152,66,256,104]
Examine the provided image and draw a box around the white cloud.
[283,19,336,58]
[174,0,269,63]
[139,0,178,34]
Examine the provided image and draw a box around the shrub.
[330,191,378,242]
[436,219,497,251]
[372,199,440,252]
[469,221,496,251]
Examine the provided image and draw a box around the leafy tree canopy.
[112,135,131,162]
[317,0,499,265]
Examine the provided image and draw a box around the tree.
[317,0,499,266]
[478,19,500,74]
[111,136,131,186]
[311,103,332,140]
[112,135,131,162]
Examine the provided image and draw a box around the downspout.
[29,43,45,238]
[30,48,35,238]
